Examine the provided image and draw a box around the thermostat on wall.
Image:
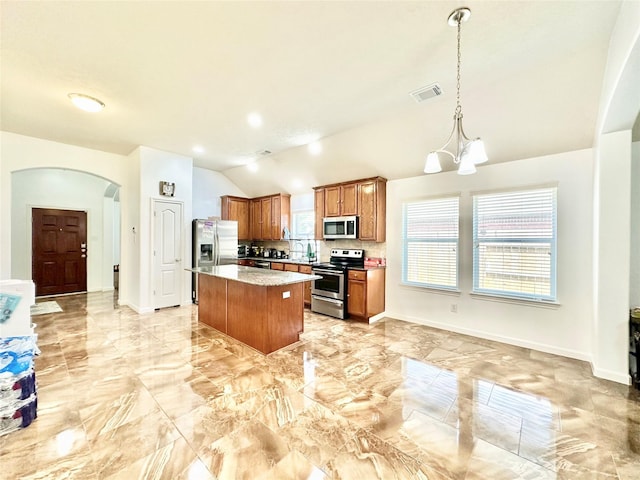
[159,181,175,197]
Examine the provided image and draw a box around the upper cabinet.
[221,196,250,240]
[324,183,358,217]
[222,193,290,241]
[358,178,386,242]
[314,176,387,242]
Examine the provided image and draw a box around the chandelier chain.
[456,15,462,114]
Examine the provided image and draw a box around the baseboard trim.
[385,311,592,363]
[368,311,386,324]
[124,302,154,314]
[591,365,631,385]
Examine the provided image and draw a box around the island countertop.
[188,264,320,286]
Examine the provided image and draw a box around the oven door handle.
[312,269,340,275]
[312,295,343,305]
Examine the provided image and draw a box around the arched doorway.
[11,168,121,297]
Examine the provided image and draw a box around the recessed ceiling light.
[68,93,105,113]
[246,162,259,173]
[308,141,322,155]
[247,112,262,128]
[192,145,205,154]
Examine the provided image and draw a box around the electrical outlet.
[450,304,458,313]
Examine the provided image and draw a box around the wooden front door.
[32,208,88,297]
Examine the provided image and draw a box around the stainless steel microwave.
[323,216,358,239]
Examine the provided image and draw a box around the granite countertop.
[188,265,321,286]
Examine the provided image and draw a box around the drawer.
[348,270,366,281]
[298,265,312,274]
[284,263,299,272]
[271,263,284,271]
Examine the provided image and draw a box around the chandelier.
[424,7,487,175]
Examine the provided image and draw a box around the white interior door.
[153,200,183,309]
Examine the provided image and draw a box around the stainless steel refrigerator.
[192,219,238,303]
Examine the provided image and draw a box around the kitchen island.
[189,265,320,354]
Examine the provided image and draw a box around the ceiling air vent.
[410,83,442,103]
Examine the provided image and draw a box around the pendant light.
[424,7,487,175]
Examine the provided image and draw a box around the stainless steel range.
[311,249,364,319]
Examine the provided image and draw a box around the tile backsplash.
[250,239,386,263]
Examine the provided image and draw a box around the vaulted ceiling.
[0,1,624,196]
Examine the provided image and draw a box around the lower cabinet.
[347,268,385,322]
[271,262,284,271]
[298,265,312,306]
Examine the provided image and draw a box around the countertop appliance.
[192,219,238,303]
[311,248,364,319]
[323,216,358,240]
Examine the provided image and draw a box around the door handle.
[175,258,181,263]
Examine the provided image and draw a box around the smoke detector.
[410,83,443,103]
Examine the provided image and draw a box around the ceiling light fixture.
[424,7,487,175]
[307,141,322,155]
[192,145,205,154]
[67,93,105,113]
[247,112,263,128]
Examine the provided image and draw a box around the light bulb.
[469,139,488,164]
[424,152,442,173]
[457,150,477,175]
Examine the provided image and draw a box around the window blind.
[403,197,459,289]
[473,188,557,301]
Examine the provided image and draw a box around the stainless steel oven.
[311,249,364,320]
[311,267,344,300]
[311,266,347,319]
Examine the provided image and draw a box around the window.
[290,210,317,259]
[473,187,557,301]
[402,197,459,290]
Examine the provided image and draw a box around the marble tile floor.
[2,292,640,479]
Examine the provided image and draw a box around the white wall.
[137,146,193,312]
[386,149,594,362]
[0,132,131,284]
[11,169,115,292]
[591,1,640,384]
[192,166,247,219]
[631,141,640,308]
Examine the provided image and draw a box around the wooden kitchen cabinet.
[248,193,291,240]
[271,262,284,271]
[270,194,290,240]
[314,188,325,240]
[250,198,263,240]
[324,183,357,217]
[357,177,387,242]
[299,265,312,306]
[313,176,387,242]
[347,268,385,322]
[261,197,272,239]
[221,196,250,240]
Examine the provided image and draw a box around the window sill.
[401,283,461,296]
[470,292,560,309]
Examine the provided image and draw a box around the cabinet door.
[271,195,281,240]
[341,183,358,216]
[358,181,376,241]
[271,262,284,271]
[314,189,325,240]
[324,186,341,217]
[299,265,312,306]
[222,197,250,240]
[250,199,262,240]
[347,280,367,318]
[261,197,272,240]
[284,263,299,272]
